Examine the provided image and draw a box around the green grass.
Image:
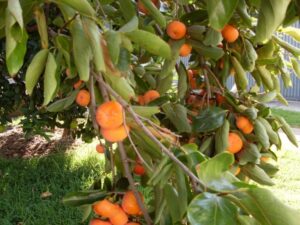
[268,149,300,211]
[0,143,104,225]
[271,108,300,127]
[1,141,300,224]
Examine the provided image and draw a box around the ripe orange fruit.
[96,101,124,129]
[109,206,128,225]
[227,132,243,154]
[73,80,83,89]
[221,25,239,43]
[234,167,241,176]
[96,144,105,154]
[90,219,112,225]
[137,95,145,105]
[179,43,192,57]
[93,199,118,218]
[137,0,160,14]
[133,164,145,176]
[143,90,160,104]
[101,124,130,142]
[166,21,187,40]
[76,90,91,107]
[122,191,143,215]
[126,223,140,225]
[236,116,254,134]
[216,93,225,105]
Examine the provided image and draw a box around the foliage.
[1,0,300,224]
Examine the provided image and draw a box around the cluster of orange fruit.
[74,80,91,107]
[166,20,191,57]
[138,90,160,105]
[228,116,254,154]
[91,191,143,225]
[96,101,129,143]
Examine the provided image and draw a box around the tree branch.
[94,74,206,191]
[118,142,153,225]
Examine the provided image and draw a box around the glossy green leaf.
[203,27,223,46]
[139,0,166,28]
[254,119,270,149]
[162,103,191,133]
[119,16,138,33]
[231,56,248,90]
[82,18,106,72]
[281,26,300,42]
[104,30,122,65]
[193,107,227,133]
[177,62,188,100]
[236,143,261,165]
[241,39,257,72]
[132,106,160,118]
[189,39,224,60]
[196,152,238,191]
[291,58,300,78]
[62,190,107,207]
[43,53,59,106]
[105,75,135,102]
[257,117,279,145]
[47,91,78,112]
[256,65,274,90]
[118,0,136,22]
[25,49,49,95]
[215,120,230,154]
[206,0,239,30]
[57,0,95,17]
[254,90,277,103]
[231,187,300,225]
[274,115,298,147]
[126,29,171,59]
[164,184,182,223]
[188,192,238,225]
[255,0,291,43]
[242,164,274,185]
[70,18,92,82]
[34,6,48,49]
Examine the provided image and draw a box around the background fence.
[181,21,300,101]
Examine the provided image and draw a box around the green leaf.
[177,62,188,100]
[242,164,274,185]
[43,53,59,106]
[126,29,171,59]
[291,58,300,78]
[57,0,95,17]
[215,120,230,154]
[62,190,108,207]
[104,30,122,65]
[34,6,48,49]
[254,119,270,149]
[105,75,135,102]
[79,205,92,223]
[231,187,300,225]
[189,39,224,60]
[139,0,166,28]
[25,49,49,95]
[254,90,277,103]
[192,107,227,133]
[5,8,28,76]
[82,18,106,72]
[188,192,238,225]
[119,16,138,33]
[132,106,160,118]
[203,27,223,46]
[255,0,291,44]
[274,115,298,147]
[196,152,238,191]
[118,0,136,22]
[231,56,248,90]
[162,103,192,133]
[256,66,274,90]
[236,143,261,165]
[257,117,279,145]
[241,39,258,72]
[8,0,23,29]
[70,18,92,82]
[206,0,239,30]
[280,26,300,42]
[47,91,78,112]
[164,184,182,223]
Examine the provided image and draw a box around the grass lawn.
[271,108,300,127]
[1,140,300,224]
[0,143,104,225]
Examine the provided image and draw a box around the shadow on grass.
[0,150,104,225]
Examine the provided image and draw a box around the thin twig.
[88,75,99,132]
[94,74,206,191]
[95,72,110,101]
[204,65,225,94]
[118,142,153,225]
[58,13,78,33]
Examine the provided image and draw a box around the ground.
[0,108,300,224]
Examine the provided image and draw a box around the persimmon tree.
[1,0,300,224]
